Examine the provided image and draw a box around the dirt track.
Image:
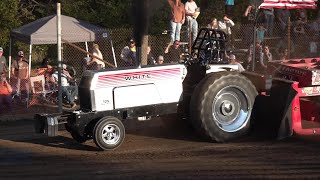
[1,117,320,179]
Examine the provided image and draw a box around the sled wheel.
[190,72,258,142]
[93,116,125,150]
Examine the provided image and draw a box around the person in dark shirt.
[164,40,182,63]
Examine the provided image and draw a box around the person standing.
[262,8,274,37]
[275,9,290,37]
[225,0,235,17]
[120,39,137,66]
[218,14,235,49]
[185,0,199,43]
[246,41,263,71]
[164,40,182,63]
[0,47,7,74]
[0,74,12,114]
[167,0,185,44]
[11,51,29,99]
[88,43,105,69]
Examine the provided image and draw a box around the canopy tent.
[250,0,317,70]
[9,14,109,79]
[11,14,107,45]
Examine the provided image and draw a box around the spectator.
[147,46,156,65]
[39,58,53,89]
[275,9,290,37]
[88,43,105,69]
[244,3,255,21]
[120,38,136,66]
[167,0,185,43]
[260,45,272,71]
[246,41,263,71]
[0,47,7,74]
[165,40,182,63]
[295,9,307,23]
[207,18,218,30]
[41,57,53,70]
[244,0,263,21]
[228,54,245,72]
[293,19,306,36]
[156,55,165,65]
[256,24,267,44]
[275,37,294,59]
[218,14,235,49]
[309,36,318,57]
[225,0,235,17]
[0,73,12,113]
[219,14,235,35]
[310,17,320,35]
[185,0,199,42]
[51,64,78,107]
[262,8,274,37]
[11,51,29,100]
[278,48,289,60]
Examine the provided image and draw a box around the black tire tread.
[190,71,258,142]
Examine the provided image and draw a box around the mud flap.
[251,79,297,139]
[34,114,59,137]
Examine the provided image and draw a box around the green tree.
[0,1,20,48]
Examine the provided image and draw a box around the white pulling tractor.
[35,28,295,150]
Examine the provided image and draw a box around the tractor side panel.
[114,84,162,109]
[86,64,186,112]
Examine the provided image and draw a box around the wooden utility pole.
[132,0,149,67]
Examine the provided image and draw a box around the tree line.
[0,0,318,54]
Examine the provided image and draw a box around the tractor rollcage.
[191,28,229,65]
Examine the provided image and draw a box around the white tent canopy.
[9,14,108,78]
[11,14,106,45]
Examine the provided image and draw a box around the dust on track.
[1,117,320,179]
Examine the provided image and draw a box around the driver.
[51,64,78,107]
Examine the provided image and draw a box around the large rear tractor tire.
[93,116,125,150]
[190,72,258,142]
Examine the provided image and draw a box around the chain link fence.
[1,19,320,119]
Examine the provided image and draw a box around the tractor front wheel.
[93,116,125,150]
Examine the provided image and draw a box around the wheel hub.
[212,86,251,132]
[102,124,120,145]
[220,100,235,116]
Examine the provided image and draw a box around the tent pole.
[29,44,32,77]
[85,41,89,58]
[8,37,12,81]
[57,3,62,113]
[110,36,117,67]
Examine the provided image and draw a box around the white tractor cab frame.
[35,28,296,150]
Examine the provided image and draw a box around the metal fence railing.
[1,19,319,119]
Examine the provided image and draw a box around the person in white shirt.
[218,14,235,36]
[229,54,245,72]
[218,14,235,49]
[185,0,199,43]
[88,43,105,69]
